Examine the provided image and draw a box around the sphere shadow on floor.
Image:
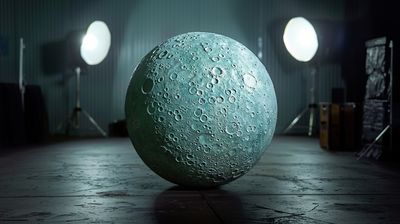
[153,186,246,224]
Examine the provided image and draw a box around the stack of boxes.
[319,102,356,150]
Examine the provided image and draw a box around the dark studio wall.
[342,0,398,103]
[0,0,345,134]
[342,0,399,154]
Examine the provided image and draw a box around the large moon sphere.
[125,32,277,187]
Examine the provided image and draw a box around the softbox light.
[283,17,318,62]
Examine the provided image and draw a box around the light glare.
[80,21,111,65]
[82,34,98,51]
[283,17,318,62]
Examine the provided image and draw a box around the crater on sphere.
[142,78,154,94]
[125,32,277,188]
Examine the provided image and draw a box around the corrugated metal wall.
[0,0,345,134]
[0,0,16,81]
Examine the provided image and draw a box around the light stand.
[282,17,319,136]
[19,38,25,109]
[357,40,393,159]
[284,66,318,136]
[58,67,107,136]
[57,20,111,137]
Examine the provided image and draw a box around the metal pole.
[19,38,25,109]
[357,125,390,160]
[75,67,81,109]
[308,67,316,136]
[389,40,393,151]
[75,67,81,128]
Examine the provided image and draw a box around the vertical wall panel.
[0,0,16,82]
[0,0,345,134]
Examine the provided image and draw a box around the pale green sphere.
[125,32,277,187]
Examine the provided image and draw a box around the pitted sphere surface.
[125,32,277,187]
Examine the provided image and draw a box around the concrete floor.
[1,136,400,223]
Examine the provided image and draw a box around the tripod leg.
[81,109,107,137]
[66,109,78,135]
[56,116,69,132]
[284,107,308,134]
